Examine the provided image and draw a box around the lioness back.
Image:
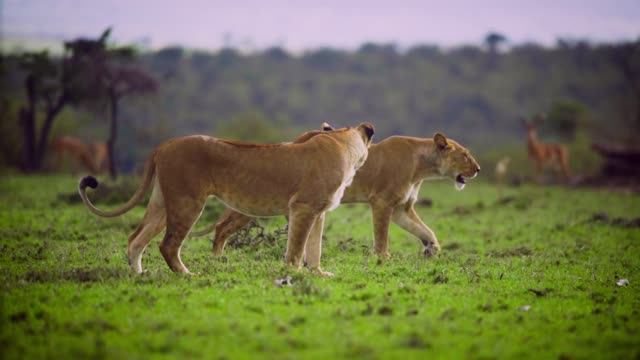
[154,134,352,217]
[340,136,425,203]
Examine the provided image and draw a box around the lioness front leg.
[391,204,440,257]
[371,204,393,259]
[286,205,320,270]
[304,213,333,277]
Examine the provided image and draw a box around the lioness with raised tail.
[78,123,374,275]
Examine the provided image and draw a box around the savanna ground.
[0,174,639,359]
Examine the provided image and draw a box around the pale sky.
[2,0,639,51]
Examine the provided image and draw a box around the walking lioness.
[78,123,374,275]
[194,125,480,263]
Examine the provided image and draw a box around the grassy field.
[1,174,639,359]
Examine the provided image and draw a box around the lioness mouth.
[455,174,466,191]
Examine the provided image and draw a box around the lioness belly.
[209,164,296,216]
[214,194,289,217]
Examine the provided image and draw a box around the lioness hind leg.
[392,204,440,257]
[213,209,254,256]
[159,197,206,274]
[128,200,166,274]
[371,205,393,259]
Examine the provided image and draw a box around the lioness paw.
[423,243,440,257]
[311,268,334,277]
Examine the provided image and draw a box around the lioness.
[194,125,480,262]
[78,123,375,275]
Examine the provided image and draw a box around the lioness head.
[433,133,481,190]
[296,122,374,170]
[347,123,374,171]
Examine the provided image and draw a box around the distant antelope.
[523,117,570,182]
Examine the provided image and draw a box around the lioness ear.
[321,122,335,131]
[358,122,375,142]
[434,133,448,149]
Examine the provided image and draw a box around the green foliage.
[2,28,156,173]
[18,50,57,81]
[215,111,299,143]
[3,39,640,175]
[484,32,507,53]
[543,100,588,141]
[567,130,602,175]
[0,99,23,169]
[1,175,639,359]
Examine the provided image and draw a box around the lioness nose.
[476,167,481,173]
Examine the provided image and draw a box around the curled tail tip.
[79,176,99,190]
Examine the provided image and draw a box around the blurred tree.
[216,48,241,67]
[302,48,347,71]
[485,32,507,54]
[0,99,23,168]
[13,29,156,175]
[543,101,587,140]
[151,46,184,78]
[263,47,290,62]
[64,28,157,178]
[608,40,640,137]
[358,43,397,56]
[17,50,70,171]
[406,45,440,59]
[3,36,639,176]
[216,111,290,143]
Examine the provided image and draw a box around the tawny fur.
[78,123,374,275]
[525,123,570,181]
[194,129,480,263]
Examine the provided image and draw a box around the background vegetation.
[2,33,639,177]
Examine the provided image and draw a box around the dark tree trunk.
[614,47,640,134]
[35,94,67,170]
[19,74,68,172]
[107,90,119,179]
[592,143,640,177]
[20,75,37,172]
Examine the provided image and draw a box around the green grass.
[1,175,639,359]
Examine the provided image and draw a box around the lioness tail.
[77,153,156,217]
